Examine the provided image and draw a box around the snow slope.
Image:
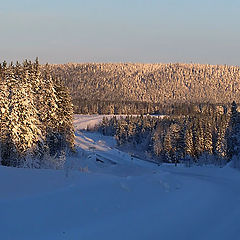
[73,114,131,130]
[1,115,240,240]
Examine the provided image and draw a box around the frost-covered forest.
[96,102,240,167]
[2,60,240,169]
[0,60,74,168]
[2,60,240,239]
[50,63,240,114]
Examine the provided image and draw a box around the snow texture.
[1,115,240,240]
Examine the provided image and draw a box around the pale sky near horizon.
[0,0,239,65]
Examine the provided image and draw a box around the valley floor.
[1,115,240,240]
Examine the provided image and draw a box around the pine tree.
[228,101,240,167]
[0,59,75,168]
[175,122,185,162]
[193,117,204,158]
[204,119,213,154]
[185,120,194,159]
[163,129,172,162]
[153,127,163,158]
[2,64,42,165]
[53,76,75,153]
[216,127,228,160]
[0,65,9,164]
[1,65,19,165]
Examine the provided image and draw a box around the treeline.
[0,59,75,168]
[73,99,163,115]
[96,103,240,165]
[49,63,240,114]
[72,98,229,115]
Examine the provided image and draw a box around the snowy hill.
[1,115,240,240]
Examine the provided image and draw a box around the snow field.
[1,115,240,240]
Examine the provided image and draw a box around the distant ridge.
[49,63,240,104]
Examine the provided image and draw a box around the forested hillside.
[50,63,240,113]
[0,60,74,168]
[95,102,240,166]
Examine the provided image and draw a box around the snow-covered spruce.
[95,104,240,167]
[0,59,75,168]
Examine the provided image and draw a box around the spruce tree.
[228,101,240,167]
[185,120,194,159]
[0,59,75,168]
[204,120,213,154]
[163,129,172,162]
[53,76,75,153]
[0,65,9,164]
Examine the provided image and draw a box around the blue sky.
[0,0,239,65]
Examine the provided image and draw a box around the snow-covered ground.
[73,114,132,130]
[1,115,240,240]
[73,114,164,130]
